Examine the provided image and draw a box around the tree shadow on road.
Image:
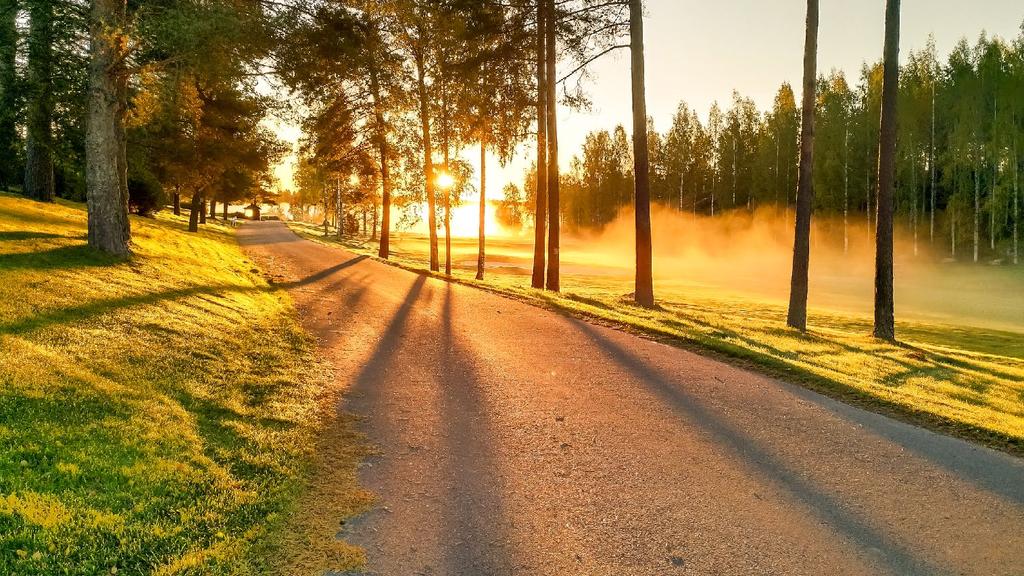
[571,319,948,576]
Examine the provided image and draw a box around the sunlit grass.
[292,221,1024,453]
[0,194,366,575]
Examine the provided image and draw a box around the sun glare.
[436,172,455,190]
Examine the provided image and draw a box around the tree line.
[548,28,1023,268]
[0,0,284,250]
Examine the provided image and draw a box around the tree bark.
[0,0,17,192]
[786,0,818,332]
[188,192,202,232]
[209,198,217,220]
[173,189,181,215]
[630,0,654,308]
[531,0,548,289]
[223,200,228,220]
[477,138,487,280]
[545,0,560,292]
[199,195,207,224]
[414,47,439,271]
[24,0,55,202]
[873,0,900,341]
[86,0,131,256]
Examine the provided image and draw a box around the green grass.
[291,221,1024,455]
[0,194,368,575]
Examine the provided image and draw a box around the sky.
[274,0,1024,202]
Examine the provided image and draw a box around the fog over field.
[389,205,1024,335]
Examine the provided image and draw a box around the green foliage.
[558,27,1024,263]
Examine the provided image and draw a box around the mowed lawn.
[0,194,368,575]
[291,221,1024,453]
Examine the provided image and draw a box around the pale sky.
[276,0,1024,202]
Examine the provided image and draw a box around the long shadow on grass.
[0,244,121,271]
[0,283,263,335]
[572,319,951,576]
[0,231,71,241]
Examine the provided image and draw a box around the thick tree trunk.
[0,0,17,192]
[415,49,439,271]
[370,68,391,259]
[223,200,228,220]
[873,0,900,341]
[531,0,548,289]
[477,139,487,281]
[86,0,131,255]
[209,199,217,220]
[545,0,560,292]
[188,192,202,232]
[630,0,654,308]
[199,195,207,224]
[24,0,55,202]
[172,190,181,215]
[786,0,818,332]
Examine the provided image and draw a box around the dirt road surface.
[239,221,1024,576]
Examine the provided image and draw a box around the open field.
[291,218,1024,453]
[0,194,367,575]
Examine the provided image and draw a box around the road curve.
[238,221,1024,576]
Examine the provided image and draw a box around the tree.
[86,0,131,256]
[0,0,17,191]
[544,0,560,291]
[786,0,819,332]
[874,0,901,341]
[629,0,653,308]
[531,0,548,289]
[24,0,56,202]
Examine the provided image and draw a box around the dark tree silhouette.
[544,0,560,292]
[532,0,548,289]
[874,0,901,340]
[630,0,654,308]
[786,0,819,331]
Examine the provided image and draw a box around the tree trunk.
[24,0,55,202]
[477,138,487,281]
[173,189,181,215]
[786,0,818,332]
[629,0,654,308]
[873,0,900,341]
[86,0,131,255]
[443,138,451,276]
[531,0,548,289]
[209,199,217,220]
[223,200,228,220]
[200,195,207,224]
[415,48,439,271]
[974,166,980,263]
[545,0,560,292]
[0,0,17,192]
[930,80,936,244]
[188,192,202,232]
[369,67,391,259]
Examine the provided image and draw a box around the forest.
[551,32,1023,266]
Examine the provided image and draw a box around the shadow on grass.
[0,243,124,272]
[0,231,74,241]
[0,282,264,336]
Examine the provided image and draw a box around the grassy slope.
[0,194,367,575]
[290,221,1024,455]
